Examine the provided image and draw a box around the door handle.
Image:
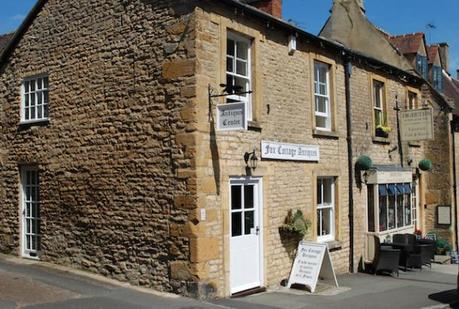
[256,226,260,235]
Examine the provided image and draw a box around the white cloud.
[10,14,25,21]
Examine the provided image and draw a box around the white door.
[229,178,263,294]
[21,168,41,259]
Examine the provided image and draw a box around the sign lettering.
[261,141,320,162]
[287,242,338,293]
[216,102,247,131]
[400,108,434,141]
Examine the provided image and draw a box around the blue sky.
[0,0,458,74]
[283,0,459,74]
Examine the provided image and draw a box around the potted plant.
[435,239,452,255]
[375,124,392,138]
[279,209,311,238]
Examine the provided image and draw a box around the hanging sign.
[261,141,320,162]
[216,102,247,131]
[400,108,434,141]
[287,242,338,293]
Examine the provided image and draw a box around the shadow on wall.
[279,229,303,260]
[278,230,303,286]
[210,120,220,195]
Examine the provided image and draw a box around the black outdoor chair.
[416,238,436,268]
[395,234,432,270]
[368,235,401,276]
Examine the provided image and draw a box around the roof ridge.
[389,32,424,39]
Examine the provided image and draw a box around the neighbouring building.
[0,0,456,299]
[445,70,459,250]
[320,0,455,269]
[387,33,456,245]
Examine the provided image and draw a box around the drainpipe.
[344,52,354,273]
[451,118,459,251]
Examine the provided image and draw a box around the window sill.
[248,120,262,132]
[19,119,50,127]
[313,129,339,139]
[326,240,342,252]
[408,142,421,148]
[372,136,390,144]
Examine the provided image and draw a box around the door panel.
[22,169,41,258]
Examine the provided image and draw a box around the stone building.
[445,70,459,251]
[387,33,456,244]
[0,33,13,54]
[321,0,455,268]
[0,0,456,299]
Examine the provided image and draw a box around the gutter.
[452,119,459,251]
[344,52,354,272]
[216,0,423,86]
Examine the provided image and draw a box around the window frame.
[20,75,50,124]
[371,78,386,133]
[432,65,443,92]
[316,177,336,242]
[21,167,41,259]
[416,54,428,80]
[313,61,332,131]
[407,91,418,110]
[226,32,252,121]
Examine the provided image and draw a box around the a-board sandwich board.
[287,241,338,293]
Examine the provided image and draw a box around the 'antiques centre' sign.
[216,102,247,131]
[261,141,320,162]
[400,108,433,142]
[287,242,338,293]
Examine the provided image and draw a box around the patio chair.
[397,234,432,270]
[369,235,401,276]
[416,238,436,267]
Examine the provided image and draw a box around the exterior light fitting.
[244,149,258,170]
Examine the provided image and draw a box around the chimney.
[438,42,449,71]
[248,0,282,18]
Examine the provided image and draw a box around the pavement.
[0,254,458,309]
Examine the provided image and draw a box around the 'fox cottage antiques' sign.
[216,103,247,131]
[400,108,434,141]
[261,141,320,161]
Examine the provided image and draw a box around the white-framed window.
[317,177,335,242]
[314,61,331,131]
[21,76,49,123]
[226,32,252,121]
[407,91,418,110]
[372,80,387,134]
[373,80,385,126]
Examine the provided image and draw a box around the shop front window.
[376,183,413,233]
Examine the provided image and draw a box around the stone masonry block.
[174,195,197,209]
[162,59,195,80]
[170,261,194,281]
[190,237,219,263]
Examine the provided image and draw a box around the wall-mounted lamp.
[244,149,258,170]
[288,34,297,55]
